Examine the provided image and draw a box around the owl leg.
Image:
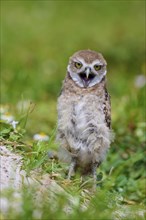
[67,157,77,179]
[92,162,101,190]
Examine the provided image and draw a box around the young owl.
[56,50,113,186]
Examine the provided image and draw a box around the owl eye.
[75,62,82,69]
[94,65,102,71]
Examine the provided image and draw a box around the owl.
[56,50,113,187]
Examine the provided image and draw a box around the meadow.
[0,1,145,219]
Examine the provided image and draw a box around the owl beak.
[83,67,91,87]
[85,67,91,79]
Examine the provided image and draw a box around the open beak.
[79,67,95,87]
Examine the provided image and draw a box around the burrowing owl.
[56,50,113,186]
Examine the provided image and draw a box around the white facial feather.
[67,68,84,87]
[89,70,107,87]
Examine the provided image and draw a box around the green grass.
[0,1,146,219]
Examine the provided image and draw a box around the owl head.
[67,50,107,88]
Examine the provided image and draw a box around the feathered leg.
[92,162,101,190]
[67,157,77,179]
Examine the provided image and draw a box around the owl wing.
[103,89,111,129]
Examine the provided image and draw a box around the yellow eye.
[94,65,101,71]
[75,62,82,69]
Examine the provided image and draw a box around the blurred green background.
[0,0,146,214]
[1,0,145,135]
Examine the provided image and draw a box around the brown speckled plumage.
[56,50,113,188]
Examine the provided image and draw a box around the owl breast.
[57,94,111,168]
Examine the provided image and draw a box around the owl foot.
[92,162,101,191]
[67,157,77,179]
